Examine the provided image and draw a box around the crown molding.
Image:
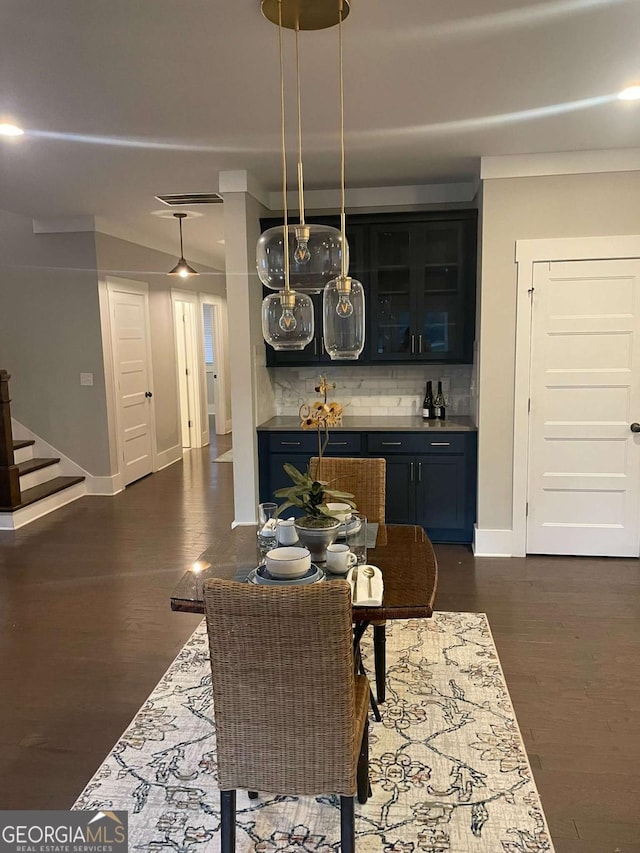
[32,215,97,233]
[481,148,640,180]
[267,182,477,212]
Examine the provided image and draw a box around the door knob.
[631,422,640,432]
[145,391,153,398]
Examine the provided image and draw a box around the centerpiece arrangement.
[274,376,355,561]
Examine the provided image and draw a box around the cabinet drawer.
[368,432,466,454]
[267,432,361,454]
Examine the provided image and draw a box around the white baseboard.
[0,482,86,530]
[473,525,514,557]
[11,418,121,495]
[155,444,183,471]
[231,520,257,529]
[224,419,232,435]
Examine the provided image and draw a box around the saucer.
[248,564,325,586]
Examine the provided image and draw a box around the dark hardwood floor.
[1,433,639,853]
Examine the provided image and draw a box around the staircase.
[0,371,86,530]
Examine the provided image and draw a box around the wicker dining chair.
[203,578,370,853]
[310,455,388,704]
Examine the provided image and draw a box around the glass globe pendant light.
[261,0,314,351]
[323,0,365,360]
[256,21,346,295]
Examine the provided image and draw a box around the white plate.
[248,564,325,586]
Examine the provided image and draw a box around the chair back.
[310,456,386,524]
[203,579,358,796]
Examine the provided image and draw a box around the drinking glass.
[257,502,278,561]
[346,513,367,565]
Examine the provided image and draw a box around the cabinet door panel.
[415,454,466,535]
[370,224,414,360]
[383,456,416,524]
[264,454,312,517]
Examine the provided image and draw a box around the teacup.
[326,502,353,525]
[265,546,311,579]
[325,543,357,575]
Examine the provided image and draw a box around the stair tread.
[0,476,85,512]
[12,439,35,450]
[17,457,60,476]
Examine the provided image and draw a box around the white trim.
[513,235,640,557]
[270,182,477,212]
[225,418,233,434]
[155,444,183,471]
[0,482,86,530]
[11,418,121,496]
[32,215,96,233]
[472,526,514,557]
[481,148,640,180]
[231,520,257,529]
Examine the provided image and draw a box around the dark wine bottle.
[422,380,434,420]
[434,381,446,420]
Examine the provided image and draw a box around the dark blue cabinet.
[258,427,477,543]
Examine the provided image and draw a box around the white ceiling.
[2,0,640,270]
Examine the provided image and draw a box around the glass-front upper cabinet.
[370,224,413,359]
[370,213,476,363]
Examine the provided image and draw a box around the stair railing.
[0,370,21,508]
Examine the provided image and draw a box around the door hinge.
[527,287,535,296]
[185,368,189,376]
[526,501,529,516]
[527,398,531,414]
[188,419,193,428]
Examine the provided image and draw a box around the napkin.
[347,565,384,607]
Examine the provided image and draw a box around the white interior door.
[527,259,640,556]
[174,299,200,449]
[109,286,154,486]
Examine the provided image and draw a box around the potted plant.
[274,377,355,562]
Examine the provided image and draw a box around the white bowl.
[265,546,311,579]
[326,502,352,524]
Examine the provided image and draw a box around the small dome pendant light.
[168,213,199,278]
[261,0,314,351]
[323,0,365,360]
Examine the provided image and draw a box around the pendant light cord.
[178,217,184,258]
[278,0,291,293]
[338,0,346,279]
[295,27,305,226]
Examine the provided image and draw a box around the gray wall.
[0,209,111,474]
[94,233,227,455]
[478,171,640,532]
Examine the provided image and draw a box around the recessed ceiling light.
[0,123,24,136]
[618,85,640,101]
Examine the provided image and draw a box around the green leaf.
[283,463,310,486]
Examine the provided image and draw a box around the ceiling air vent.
[156,192,223,206]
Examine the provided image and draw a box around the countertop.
[257,415,477,433]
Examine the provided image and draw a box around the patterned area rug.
[74,613,554,852]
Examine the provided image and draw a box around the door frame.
[171,289,205,449]
[99,276,158,491]
[199,293,231,436]
[513,235,640,557]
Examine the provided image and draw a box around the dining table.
[170,523,438,622]
[170,523,437,717]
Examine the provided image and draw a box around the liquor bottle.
[422,381,434,420]
[434,381,446,420]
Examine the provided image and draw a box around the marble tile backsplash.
[270,365,472,417]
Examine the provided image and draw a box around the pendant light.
[257,17,346,295]
[261,0,314,351]
[322,0,365,359]
[168,213,199,278]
